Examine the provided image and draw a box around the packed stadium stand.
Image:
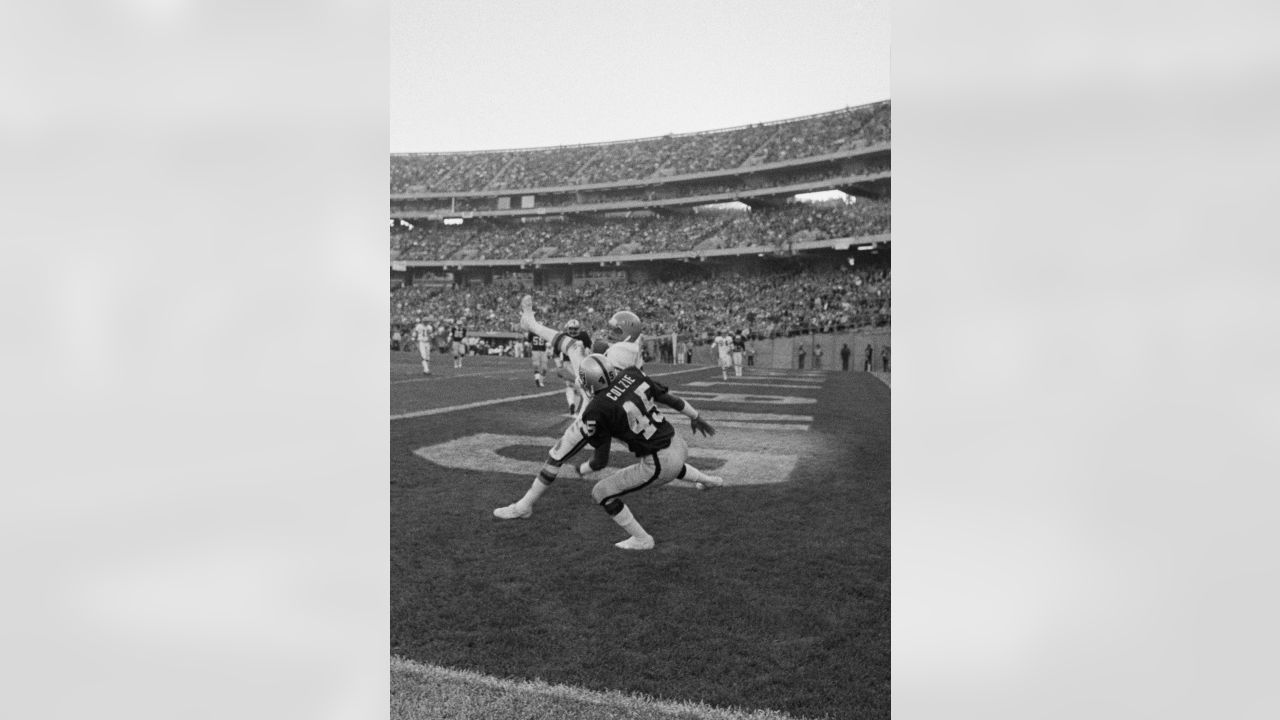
[390,102,889,194]
[391,100,890,353]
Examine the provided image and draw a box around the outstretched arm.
[654,390,716,437]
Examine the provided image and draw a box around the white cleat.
[615,535,655,551]
[493,503,532,520]
[694,476,724,491]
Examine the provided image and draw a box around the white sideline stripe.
[390,365,711,420]
[717,421,810,432]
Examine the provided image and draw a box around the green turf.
[392,656,809,720]
[391,356,889,719]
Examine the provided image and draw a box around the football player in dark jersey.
[558,319,592,415]
[731,330,748,377]
[528,331,548,387]
[494,354,722,550]
[449,322,467,369]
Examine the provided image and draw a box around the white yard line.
[695,412,813,422]
[685,381,824,390]
[390,368,531,385]
[391,365,712,420]
[716,421,810,432]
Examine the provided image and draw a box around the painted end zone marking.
[703,412,814,422]
[686,380,825,390]
[391,365,711,420]
[413,433,795,487]
[677,391,817,405]
[705,410,813,432]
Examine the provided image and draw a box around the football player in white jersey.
[603,310,644,371]
[520,298,646,379]
[714,331,734,380]
[412,319,434,375]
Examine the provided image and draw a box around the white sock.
[611,505,650,539]
[680,464,712,483]
[517,479,551,508]
[422,361,430,372]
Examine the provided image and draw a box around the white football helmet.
[563,319,582,334]
[608,310,642,343]
[578,354,617,396]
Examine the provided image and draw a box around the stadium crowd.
[390,102,890,193]
[414,158,891,214]
[390,199,890,261]
[390,266,890,343]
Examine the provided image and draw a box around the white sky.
[391,0,889,153]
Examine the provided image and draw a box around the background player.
[494,354,722,550]
[449,320,467,369]
[731,329,747,377]
[528,331,548,387]
[714,330,734,380]
[413,318,434,375]
[557,319,592,415]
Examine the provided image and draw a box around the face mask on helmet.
[608,310,641,343]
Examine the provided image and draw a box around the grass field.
[390,349,890,720]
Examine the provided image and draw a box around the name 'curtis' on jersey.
[579,367,675,457]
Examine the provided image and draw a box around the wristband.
[680,402,699,420]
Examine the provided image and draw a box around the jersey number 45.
[622,381,665,439]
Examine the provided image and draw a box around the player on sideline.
[413,318,434,375]
[528,330,548,387]
[494,354,723,550]
[731,329,747,377]
[449,320,467,369]
[714,330,734,381]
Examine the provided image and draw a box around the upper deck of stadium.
[391,100,890,197]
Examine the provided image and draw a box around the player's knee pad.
[600,497,624,516]
[591,480,615,506]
